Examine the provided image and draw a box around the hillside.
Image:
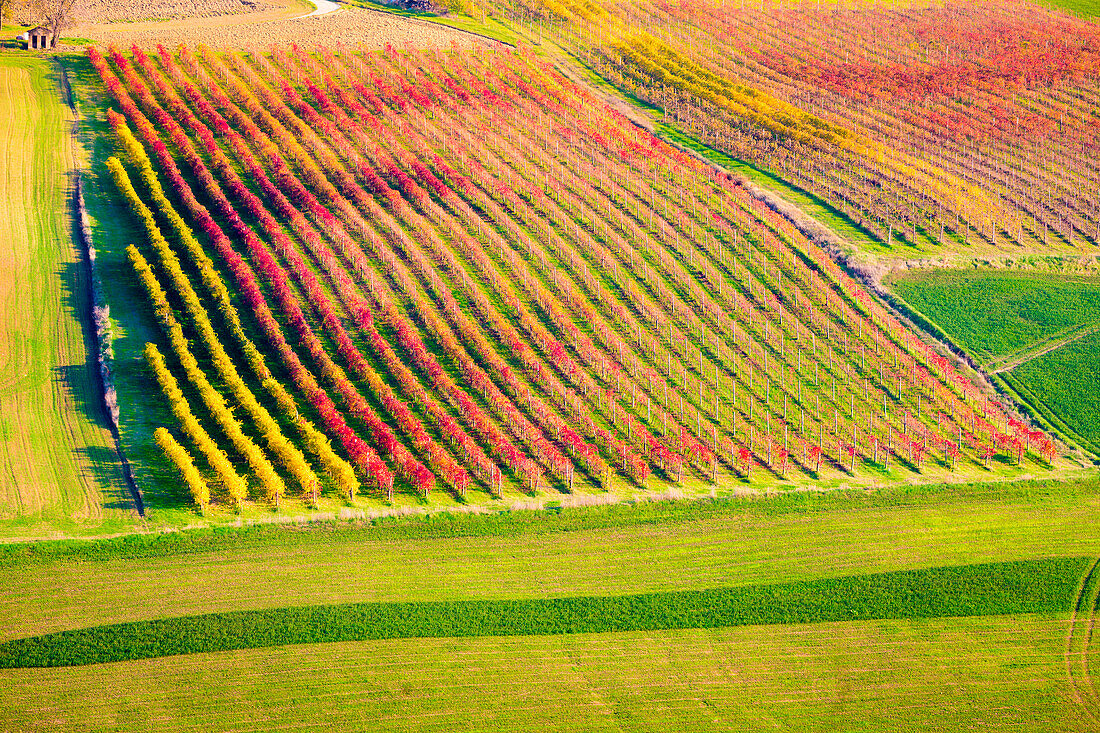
[1,0,1098,727]
[570,0,1100,259]
[76,42,1070,519]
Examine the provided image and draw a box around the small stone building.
[24,27,53,50]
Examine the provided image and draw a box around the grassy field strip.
[986,319,1100,374]
[0,614,1087,732]
[0,56,129,535]
[652,121,893,256]
[3,496,1099,641]
[0,558,1081,667]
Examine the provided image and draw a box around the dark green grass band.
[0,558,1086,668]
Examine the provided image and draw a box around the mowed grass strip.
[0,557,1086,668]
[2,480,1099,643]
[0,56,130,534]
[0,614,1082,733]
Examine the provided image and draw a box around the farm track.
[1065,557,1100,725]
[986,319,1100,375]
[298,0,340,18]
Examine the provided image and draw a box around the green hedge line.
[0,557,1087,668]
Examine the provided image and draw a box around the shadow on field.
[80,445,139,513]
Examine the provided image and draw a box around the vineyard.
[493,0,1100,257]
[2,0,1099,726]
[87,41,1062,514]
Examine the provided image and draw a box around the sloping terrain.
[86,43,1061,519]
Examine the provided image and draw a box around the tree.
[807,442,822,473]
[24,0,78,45]
[1,0,33,25]
[980,445,995,469]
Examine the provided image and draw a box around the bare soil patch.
[74,0,276,24]
[72,4,490,49]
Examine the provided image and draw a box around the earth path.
[299,0,340,18]
[986,319,1100,375]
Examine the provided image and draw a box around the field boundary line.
[985,319,1100,375]
[1065,556,1100,725]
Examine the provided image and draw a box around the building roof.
[27,26,51,36]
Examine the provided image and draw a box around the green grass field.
[1047,0,1100,17]
[1010,330,1100,451]
[1,480,1097,642]
[0,614,1088,732]
[889,269,1100,454]
[1,558,1082,667]
[889,269,1100,362]
[1,482,1098,729]
[0,53,134,537]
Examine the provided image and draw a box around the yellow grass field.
[0,55,134,537]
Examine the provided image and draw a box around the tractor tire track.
[986,320,1100,375]
[1065,557,1100,725]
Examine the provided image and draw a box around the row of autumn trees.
[90,41,1056,512]
[562,0,1100,254]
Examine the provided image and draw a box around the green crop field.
[0,54,134,537]
[889,270,1100,363]
[0,613,1089,732]
[1009,331,1100,452]
[0,482,1097,730]
[889,269,1100,454]
[0,557,1084,667]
